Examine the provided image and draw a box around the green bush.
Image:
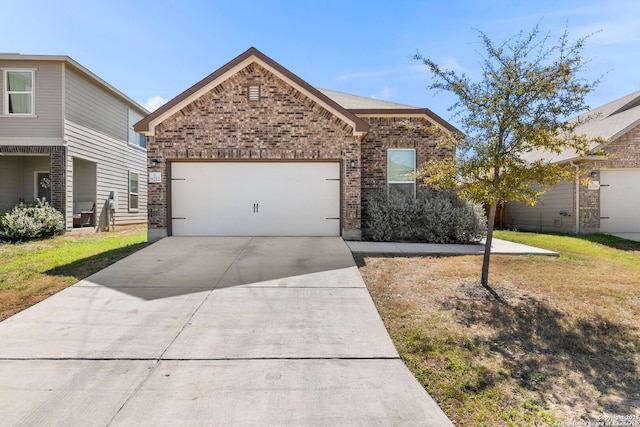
[0,199,64,241]
[364,189,487,243]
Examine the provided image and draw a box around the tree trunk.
[481,203,497,287]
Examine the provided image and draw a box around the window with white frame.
[3,69,34,115]
[129,171,139,211]
[387,149,416,198]
[128,109,146,148]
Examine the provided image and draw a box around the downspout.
[570,161,580,234]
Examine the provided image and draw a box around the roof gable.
[319,89,460,134]
[135,47,369,137]
[611,93,640,116]
[522,90,640,164]
[0,53,147,115]
[571,90,640,143]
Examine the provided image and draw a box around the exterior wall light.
[590,170,598,179]
[350,160,356,168]
[150,159,159,168]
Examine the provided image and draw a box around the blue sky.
[3,0,638,125]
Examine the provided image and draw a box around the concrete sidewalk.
[347,238,559,256]
[0,237,453,426]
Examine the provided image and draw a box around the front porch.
[0,154,52,211]
[0,146,97,230]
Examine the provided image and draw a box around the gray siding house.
[506,90,640,234]
[0,54,148,230]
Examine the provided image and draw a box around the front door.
[35,172,52,203]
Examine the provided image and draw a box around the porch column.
[49,146,67,222]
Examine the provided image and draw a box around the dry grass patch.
[358,232,640,426]
[0,225,147,321]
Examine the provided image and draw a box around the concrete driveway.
[0,237,452,426]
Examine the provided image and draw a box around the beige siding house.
[506,90,640,234]
[0,54,148,230]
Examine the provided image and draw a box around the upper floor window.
[388,149,416,198]
[3,69,34,115]
[128,109,147,148]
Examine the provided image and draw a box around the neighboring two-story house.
[0,54,148,230]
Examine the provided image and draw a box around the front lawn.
[359,231,640,426]
[0,226,147,321]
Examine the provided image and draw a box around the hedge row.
[364,189,486,243]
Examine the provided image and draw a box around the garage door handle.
[253,203,259,213]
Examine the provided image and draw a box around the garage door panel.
[171,162,340,236]
[600,169,640,233]
[171,164,260,236]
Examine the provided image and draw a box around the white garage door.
[170,162,341,236]
[600,169,640,233]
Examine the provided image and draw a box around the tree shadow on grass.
[444,286,640,416]
[576,234,640,252]
[45,242,148,281]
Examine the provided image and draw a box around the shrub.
[364,189,487,243]
[0,199,64,241]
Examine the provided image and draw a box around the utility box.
[108,190,118,211]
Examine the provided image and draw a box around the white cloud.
[335,69,397,81]
[142,95,168,112]
[570,21,640,46]
[439,57,468,74]
[410,56,468,75]
[371,86,396,100]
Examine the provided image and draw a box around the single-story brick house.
[135,47,457,242]
[506,90,640,234]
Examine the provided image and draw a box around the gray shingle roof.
[523,90,640,163]
[317,89,420,110]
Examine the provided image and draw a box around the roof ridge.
[609,91,640,116]
[317,88,420,109]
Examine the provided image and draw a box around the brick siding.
[360,116,453,192]
[49,146,66,217]
[579,124,640,231]
[359,116,453,223]
[147,63,362,236]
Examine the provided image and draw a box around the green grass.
[0,226,147,320]
[495,230,640,267]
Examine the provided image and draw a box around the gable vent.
[248,85,260,102]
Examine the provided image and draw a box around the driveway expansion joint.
[0,236,454,426]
